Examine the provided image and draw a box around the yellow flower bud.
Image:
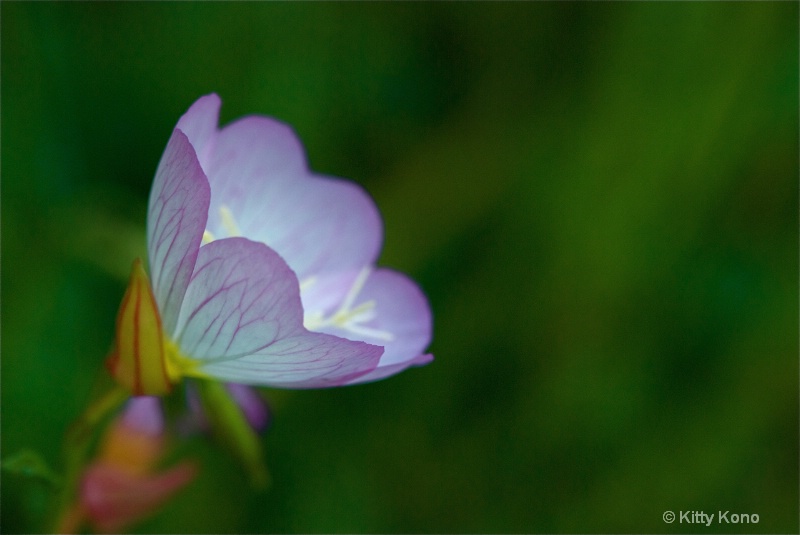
[106,259,174,396]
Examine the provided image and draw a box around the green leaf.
[2,449,62,488]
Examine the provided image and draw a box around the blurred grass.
[2,2,797,533]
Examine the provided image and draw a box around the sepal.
[107,259,174,396]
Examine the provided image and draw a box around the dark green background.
[2,2,797,533]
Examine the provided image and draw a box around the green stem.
[196,379,270,489]
[50,385,129,534]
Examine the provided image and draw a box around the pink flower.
[107,94,432,395]
[61,398,196,533]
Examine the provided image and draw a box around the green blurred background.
[2,2,797,533]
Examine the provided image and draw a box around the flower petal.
[200,116,383,280]
[174,237,383,387]
[307,268,434,385]
[199,333,385,388]
[82,462,197,534]
[300,270,361,316]
[346,352,433,385]
[147,129,211,334]
[174,93,221,170]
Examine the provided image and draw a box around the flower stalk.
[51,385,129,533]
[196,379,270,488]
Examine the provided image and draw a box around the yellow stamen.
[219,204,241,237]
[299,276,317,292]
[302,267,394,342]
[202,205,241,245]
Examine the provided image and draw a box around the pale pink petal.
[147,130,211,334]
[200,332,386,388]
[82,462,197,533]
[346,352,433,385]
[201,116,383,280]
[357,269,432,366]
[175,237,383,387]
[174,93,221,171]
[308,269,433,385]
[174,237,301,356]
